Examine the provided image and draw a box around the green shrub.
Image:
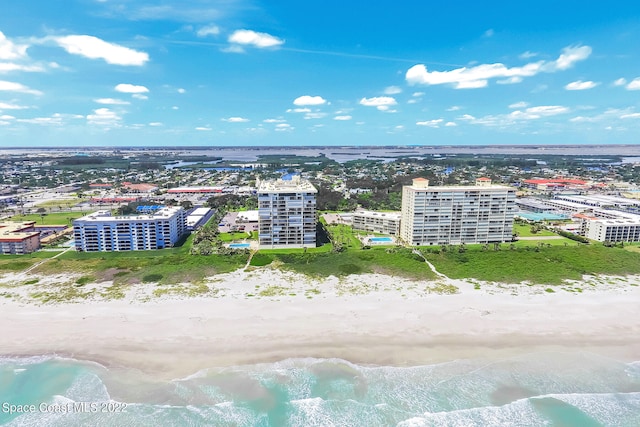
[142,273,163,283]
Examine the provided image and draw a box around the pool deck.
[359,235,397,246]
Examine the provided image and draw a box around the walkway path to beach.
[518,236,565,240]
[22,246,73,275]
[412,249,450,280]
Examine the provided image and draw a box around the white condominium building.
[352,210,401,235]
[73,207,187,252]
[400,178,516,246]
[258,176,317,249]
[577,210,640,242]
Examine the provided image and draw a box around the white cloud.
[459,105,569,127]
[359,96,397,109]
[95,98,130,105]
[412,92,424,97]
[0,31,28,60]
[195,126,212,131]
[275,123,293,131]
[172,106,179,110]
[222,116,249,122]
[416,119,443,128]
[334,115,352,121]
[497,76,523,84]
[613,78,627,86]
[115,83,149,94]
[508,101,529,109]
[483,29,494,38]
[17,117,63,125]
[406,45,592,89]
[565,80,598,90]
[383,85,402,95]
[0,114,15,120]
[304,112,327,119]
[447,105,461,111]
[511,105,569,119]
[0,101,28,110]
[626,78,640,90]
[197,25,220,37]
[177,88,186,94]
[569,108,638,124]
[53,35,149,66]
[132,93,148,100]
[293,95,326,106]
[221,45,245,54]
[87,108,121,127]
[148,122,163,126]
[0,63,45,73]
[228,30,283,48]
[519,51,538,60]
[0,80,42,95]
[286,108,311,113]
[445,121,457,127]
[263,118,286,123]
[407,99,418,104]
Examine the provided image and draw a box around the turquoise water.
[370,237,393,242]
[516,212,569,221]
[1,353,639,426]
[229,243,250,248]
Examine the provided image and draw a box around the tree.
[180,200,193,210]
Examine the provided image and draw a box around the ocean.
[1,352,639,426]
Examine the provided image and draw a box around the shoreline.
[1,269,640,378]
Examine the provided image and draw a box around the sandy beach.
[1,268,640,379]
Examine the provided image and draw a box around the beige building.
[352,210,401,235]
[0,221,41,254]
[258,176,317,249]
[400,178,516,246]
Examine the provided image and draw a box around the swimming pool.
[370,237,393,242]
[229,243,250,248]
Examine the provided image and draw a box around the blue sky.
[1,0,640,147]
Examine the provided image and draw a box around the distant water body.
[5,145,640,165]
[1,353,639,426]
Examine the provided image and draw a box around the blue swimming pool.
[370,237,393,242]
[229,243,250,248]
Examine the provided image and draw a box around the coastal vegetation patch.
[261,247,437,280]
[424,245,640,285]
[32,236,248,285]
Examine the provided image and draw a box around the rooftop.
[258,176,317,193]
[75,207,184,223]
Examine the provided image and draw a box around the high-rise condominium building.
[258,176,317,249]
[73,207,186,252]
[400,178,516,246]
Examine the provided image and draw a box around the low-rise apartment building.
[73,207,186,252]
[0,221,40,254]
[352,210,401,235]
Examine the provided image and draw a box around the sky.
[1,0,640,147]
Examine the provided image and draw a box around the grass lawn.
[252,246,437,280]
[0,251,57,272]
[423,244,640,285]
[218,231,252,242]
[326,224,362,249]
[11,212,86,225]
[35,199,87,208]
[513,223,557,237]
[512,237,574,247]
[29,234,248,285]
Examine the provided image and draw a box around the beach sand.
[1,268,639,379]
